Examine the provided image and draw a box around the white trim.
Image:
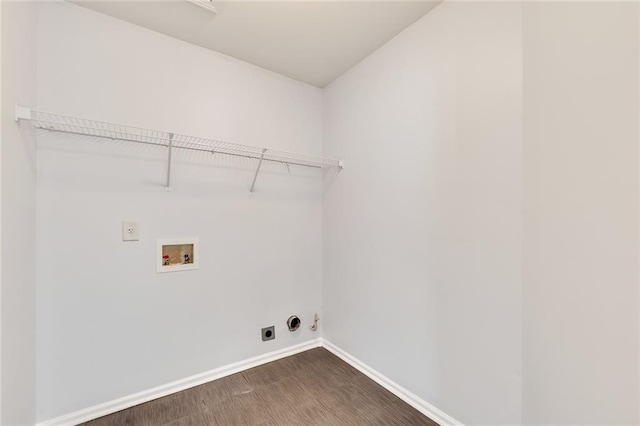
[37,339,321,426]
[37,338,462,426]
[320,339,464,426]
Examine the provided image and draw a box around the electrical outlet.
[261,326,275,342]
[122,221,139,241]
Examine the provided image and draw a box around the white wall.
[1,6,3,422]
[323,3,523,424]
[36,2,323,421]
[522,3,638,424]
[1,5,3,421]
[0,1,38,424]
[324,1,640,424]
[33,1,640,424]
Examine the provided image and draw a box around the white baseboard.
[38,338,462,426]
[320,339,463,426]
[37,339,322,426]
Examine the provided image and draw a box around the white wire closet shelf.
[15,106,343,192]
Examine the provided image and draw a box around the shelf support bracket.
[250,148,267,193]
[166,133,173,192]
[15,105,32,122]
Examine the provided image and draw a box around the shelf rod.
[250,148,267,193]
[166,133,173,191]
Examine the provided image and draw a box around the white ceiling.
[73,1,441,87]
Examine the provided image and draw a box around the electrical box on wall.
[157,238,199,273]
[122,221,139,241]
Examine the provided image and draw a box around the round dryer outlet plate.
[287,315,301,331]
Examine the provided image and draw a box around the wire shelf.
[27,110,341,169]
[16,106,343,192]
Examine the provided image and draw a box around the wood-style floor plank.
[85,348,437,425]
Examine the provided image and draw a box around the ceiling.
[73,0,441,88]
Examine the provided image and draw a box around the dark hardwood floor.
[82,348,437,425]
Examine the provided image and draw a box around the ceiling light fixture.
[185,0,218,14]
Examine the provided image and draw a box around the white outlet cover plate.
[122,221,139,241]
